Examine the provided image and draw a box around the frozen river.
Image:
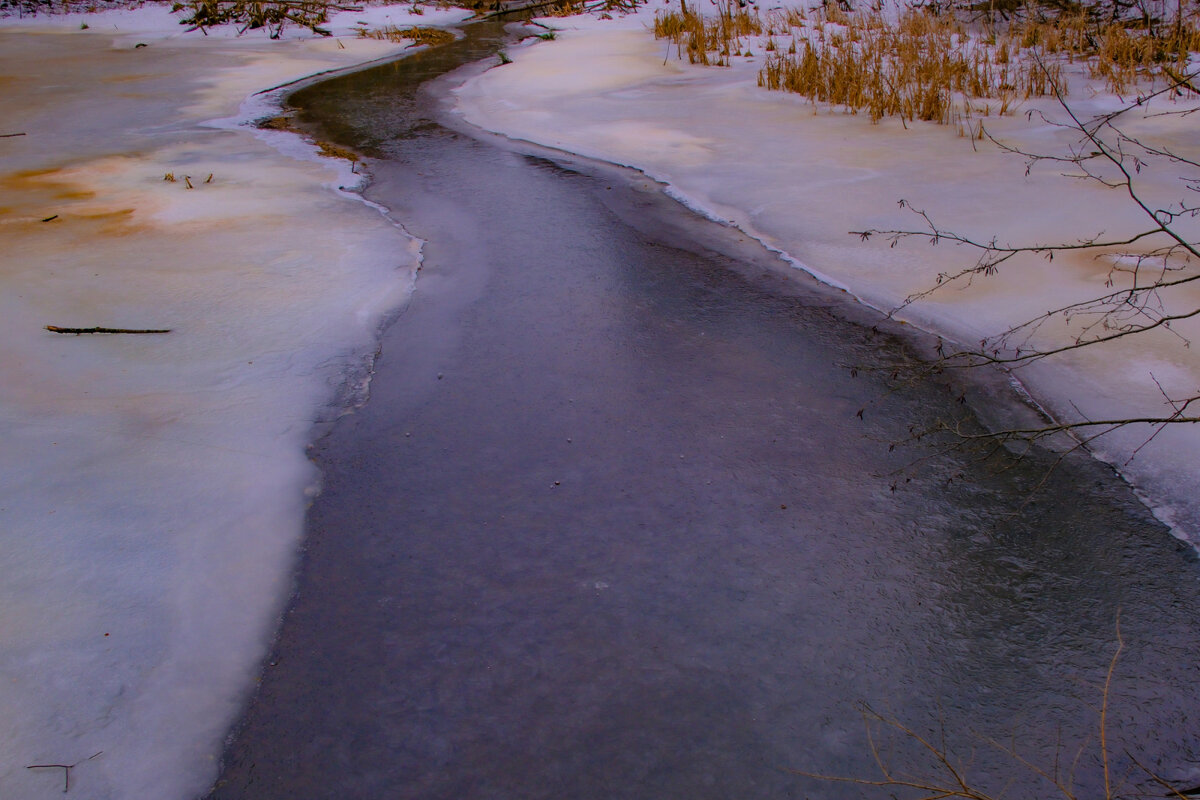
[209,20,1200,799]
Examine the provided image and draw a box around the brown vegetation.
[534,0,641,18]
[856,64,1200,451]
[801,621,1200,800]
[654,1,1200,124]
[171,0,361,37]
[758,8,1058,125]
[355,22,455,44]
[256,115,360,161]
[314,139,360,161]
[653,0,762,66]
[1007,10,1200,92]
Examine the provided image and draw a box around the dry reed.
[1011,11,1200,92]
[654,0,762,66]
[755,8,1061,124]
[355,23,455,45]
[655,1,1200,125]
[172,0,353,37]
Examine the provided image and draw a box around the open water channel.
[208,19,1200,799]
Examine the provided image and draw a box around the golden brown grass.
[755,8,1059,124]
[1009,12,1200,92]
[256,115,295,132]
[1086,20,1200,92]
[654,0,761,66]
[254,115,359,162]
[655,2,1200,125]
[355,23,455,46]
[314,140,360,162]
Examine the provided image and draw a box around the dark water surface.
[209,21,1200,799]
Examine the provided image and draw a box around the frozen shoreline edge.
[447,21,1200,548]
[221,77,423,433]
[441,81,1191,547]
[0,11,466,798]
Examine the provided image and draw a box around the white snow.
[453,3,1200,542]
[0,5,466,799]
[2,2,1197,796]
[0,1,473,37]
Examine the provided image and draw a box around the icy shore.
[0,6,466,799]
[453,6,1200,542]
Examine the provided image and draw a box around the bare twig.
[175,0,362,38]
[26,764,73,794]
[853,62,1200,453]
[796,623,1189,800]
[481,0,571,17]
[26,752,102,794]
[1101,613,1124,800]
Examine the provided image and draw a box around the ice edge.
[208,73,430,441]
[446,115,1196,548]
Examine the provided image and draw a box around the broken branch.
[26,764,73,794]
[45,326,172,335]
[26,752,102,794]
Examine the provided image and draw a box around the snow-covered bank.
[453,8,1200,542]
[0,6,466,799]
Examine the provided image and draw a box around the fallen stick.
[27,752,102,793]
[45,326,172,335]
[0,132,27,138]
[481,0,568,18]
[26,764,73,793]
[1162,64,1200,95]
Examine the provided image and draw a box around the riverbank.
[452,6,1200,543]
[5,6,1199,798]
[207,24,1200,797]
[0,6,468,798]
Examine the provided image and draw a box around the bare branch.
[852,59,1200,453]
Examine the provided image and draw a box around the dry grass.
[172,0,349,37]
[255,115,359,162]
[654,0,762,66]
[800,621,1199,800]
[1008,12,1200,92]
[655,1,1200,125]
[355,23,455,45]
[314,139,360,162]
[256,115,295,131]
[539,0,642,17]
[755,8,1059,124]
[1084,20,1200,91]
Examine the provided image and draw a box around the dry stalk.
[172,0,362,38]
[796,620,1187,800]
[654,0,762,66]
[753,7,1062,124]
[656,2,1200,123]
[355,23,455,45]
